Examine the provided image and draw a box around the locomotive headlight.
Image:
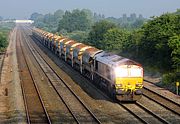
[115,67,128,77]
[130,67,143,77]
[116,84,123,88]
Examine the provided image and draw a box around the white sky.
[0,0,179,19]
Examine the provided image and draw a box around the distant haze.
[0,0,180,19]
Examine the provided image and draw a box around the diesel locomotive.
[32,28,143,101]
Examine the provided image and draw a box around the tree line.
[30,9,146,33]
[0,22,15,52]
[30,9,179,92]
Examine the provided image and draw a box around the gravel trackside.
[0,27,26,124]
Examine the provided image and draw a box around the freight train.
[32,28,144,101]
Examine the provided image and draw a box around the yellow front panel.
[115,77,143,91]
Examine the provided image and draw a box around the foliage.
[106,13,146,30]
[175,9,180,15]
[132,10,180,90]
[168,35,180,72]
[31,9,146,34]
[0,22,15,52]
[103,28,130,51]
[87,20,116,48]
[0,32,7,50]
[125,29,144,58]
[54,9,64,22]
[30,9,64,32]
[66,31,89,43]
[29,12,44,21]
[93,13,105,22]
[139,12,180,71]
[82,9,94,23]
[162,73,178,85]
[57,9,92,32]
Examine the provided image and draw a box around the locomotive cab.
[94,53,143,101]
[114,63,143,101]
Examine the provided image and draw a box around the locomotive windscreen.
[115,65,143,78]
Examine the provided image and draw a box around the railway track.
[16,27,51,124]
[21,26,101,124]
[142,80,180,115]
[23,25,180,123]
[120,102,170,124]
[143,79,180,106]
[117,82,180,124]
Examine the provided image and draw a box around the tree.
[58,9,92,32]
[30,12,43,21]
[30,12,45,28]
[175,9,180,15]
[168,35,180,72]
[68,31,88,43]
[93,13,105,22]
[122,14,127,21]
[54,9,64,21]
[132,19,144,28]
[82,9,93,20]
[88,20,116,48]
[103,28,129,51]
[139,12,180,70]
[126,29,144,57]
[0,32,7,49]
[129,13,137,22]
[44,13,55,24]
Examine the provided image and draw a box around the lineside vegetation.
[0,22,15,52]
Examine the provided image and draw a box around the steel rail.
[144,79,180,106]
[22,26,101,124]
[119,103,148,124]
[18,27,51,124]
[136,102,170,124]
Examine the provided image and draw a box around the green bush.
[0,32,8,51]
[162,73,176,85]
[67,31,88,43]
[0,22,15,52]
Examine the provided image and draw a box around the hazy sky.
[0,0,180,19]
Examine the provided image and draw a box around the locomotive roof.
[95,52,139,67]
